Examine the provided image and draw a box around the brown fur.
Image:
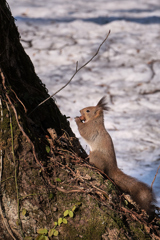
[75,97,155,215]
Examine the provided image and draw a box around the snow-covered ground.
[7,0,160,207]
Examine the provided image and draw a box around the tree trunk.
[0,1,85,239]
[0,1,160,240]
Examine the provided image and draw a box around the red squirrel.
[75,96,155,215]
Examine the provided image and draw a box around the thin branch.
[1,176,15,183]
[151,164,160,189]
[10,88,27,113]
[28,30,111,116]
[46,177,87,194]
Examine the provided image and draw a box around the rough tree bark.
[0,1,160,240]
[0,1,85,239]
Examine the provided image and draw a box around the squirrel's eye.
[86,110,90,113]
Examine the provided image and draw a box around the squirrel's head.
[79,97,109,123]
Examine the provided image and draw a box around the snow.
[7,0,160,207]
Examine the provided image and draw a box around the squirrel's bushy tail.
[112,168,155,215]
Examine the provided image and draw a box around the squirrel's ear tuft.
[96,96,110,111]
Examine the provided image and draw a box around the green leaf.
[76,202,82,206]
[44,236,49,240]
[22,208,27,216]
[16,219,20,226]
[37,228,48,235]
[46,145,50,153]
[53,230,59,236]
[55,178,61,182]
[48,228,54,237]
[54,221,58,227]
[64,210,69,217]
[72,205,76,212]
[63,218,68,224]
[35,235,45,240]
[69,210,74,218]
[58,217,63,226]
[48,193,54,199]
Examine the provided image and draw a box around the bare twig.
[46,176,86,194]
[1,176,14,183]
[10,88,27,113]
[90,182,108,198]
[151,164,160,189]
[28,30,111,116]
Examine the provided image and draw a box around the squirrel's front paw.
[75,116,85,125]
[75,116,81,123]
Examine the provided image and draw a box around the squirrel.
[75,96,155,216]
